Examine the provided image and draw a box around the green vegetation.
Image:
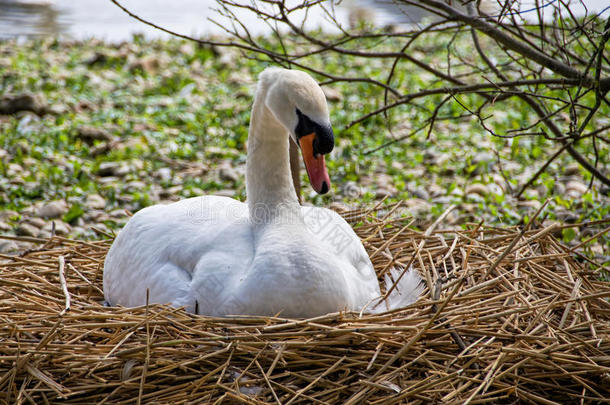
[0,36,607,263]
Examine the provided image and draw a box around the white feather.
[103,68,422,317]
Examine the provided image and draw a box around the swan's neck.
[246,94,300,222]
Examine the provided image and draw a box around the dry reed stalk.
[0,203,609,404]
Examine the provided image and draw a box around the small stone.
[0,240,19,253]
[423,150,438,165]
[71,226,87,236]
[465,183,489,196]
[84,51,108,66]
[403,198,432,217]
[0,93,47,115]
[341,181,362,198]
[472,152,494,165]
[432,196,453,205]
[97,162,130,177]
[322,87,343,102]
[109,209,130,218]
[0,221,12,232]
[7,163,24,177]
[16,223,39,237]
[86,194,106,210]
[37,200,69,219]
[542,220,564,238]
[25,217,46,228]
[427,183,444,198]
[556,210,580,223]
[460,203,477,213]
[391,161,404,170]
[76,125,113,144]
[375,188,395,199]
[329,202,350,212]
[553,182,566,195]
[83,210,106,223]
[125,181,147,192]
[96,222,114,233]
[159,186,182,199]
[155,167,172,181]
[410,187,430,200]
[219,164,240,183]
[129,55,160,74]
[564,163,580,176]
[565,181,588,196]
[215,189,237,198]
[517,199,542,210]
[41,221,71,236]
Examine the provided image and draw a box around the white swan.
[103,67,422,317]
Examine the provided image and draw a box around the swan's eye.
[295,109,334,155]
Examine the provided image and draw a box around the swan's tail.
[370,267,424,314]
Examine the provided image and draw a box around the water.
[0,0,608,42]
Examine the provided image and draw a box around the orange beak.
[298,133,331,194]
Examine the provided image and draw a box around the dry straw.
[1,202,609,404]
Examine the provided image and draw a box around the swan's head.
[261,68,334,194]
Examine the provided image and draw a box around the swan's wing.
[103,196,252,310]
[301,206,423,312]
[301,206,372,274]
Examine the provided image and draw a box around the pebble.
[556,210,580,223]
[391,161,404,170]
[37,200,69,219]
[565,181,588,197]
[129,55,161,74]
[487,182,504,196]
[410,187,430,200]
[25,217,46,228]
[76,125,113,144]
[403,198,432,217]
[465,183,489,196]
[98,162,130,177]
[84,210,108,223]
[125,181,147,193]
[16,223,39,237]
[7,163,24,177]
[0,210,19,220]
[0,240,19,253]
[553,182,566,195]
[564,164,580,176]
[155,167,172,181]
[109,209,130,218]
[322,87,343,102]
[375,187,396,199]
[329,202,350,212]
[0,93,47,115]
[517,199,542,211]
[215,189,237,198]
[219,165,240,183]
[41,221,71,236]
[86,194,106,210]
[426,183,444,198]
[159,186,183,199]
[432,196,453,205]
[423,150,439,165]
[0,221,12,232]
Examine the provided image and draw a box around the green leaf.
[63,204,85,223]
[562,228,577,243]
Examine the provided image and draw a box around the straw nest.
[1,202,609,404]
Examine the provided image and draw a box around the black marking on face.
[295,108,334,155]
